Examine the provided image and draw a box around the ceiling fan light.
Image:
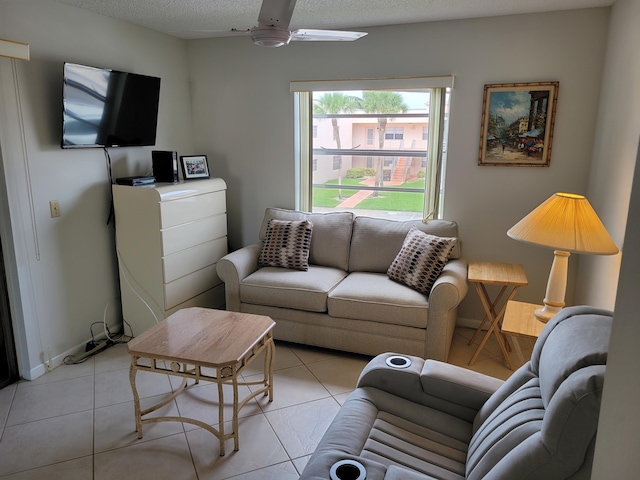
[251,26,291,47]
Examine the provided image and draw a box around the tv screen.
[61,63,161,148]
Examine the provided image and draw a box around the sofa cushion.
[387,227,457,295]
[241,265,348,313]
[328,272,429,328]
[349,217,460,273]
[259,208,354,271]
[258,219,313,271]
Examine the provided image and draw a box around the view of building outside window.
[310,89,448,221]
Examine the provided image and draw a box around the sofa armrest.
[357,353,503,421]
[216,242,263,311]
[428,258,469,315]
[424,258,469,360]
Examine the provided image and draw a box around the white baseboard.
[23,318,484,380]
[456,316,485,330]
[22,327,117,381]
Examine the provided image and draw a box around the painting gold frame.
[478,82,559,167]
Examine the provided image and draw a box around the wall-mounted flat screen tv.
[61,62,161,148]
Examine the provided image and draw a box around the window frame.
[292,76,454,218]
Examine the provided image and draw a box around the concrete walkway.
[336,178,403,208]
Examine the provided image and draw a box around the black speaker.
[152,150,178,183]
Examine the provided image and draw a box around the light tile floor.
[0,326,532,479]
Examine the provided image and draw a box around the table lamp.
[507,192,619,322]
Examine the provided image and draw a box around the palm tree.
[314,93,359,199]
[360,91,408,196]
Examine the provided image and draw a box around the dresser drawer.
[164,264,221,310]
[163,237,228,283]
[161,214,227,256]
[160,190,226,228]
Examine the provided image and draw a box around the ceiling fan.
[245,0,367,47]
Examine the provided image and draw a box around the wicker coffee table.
[127,307,275,456]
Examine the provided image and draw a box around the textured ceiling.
[52,0,614,39]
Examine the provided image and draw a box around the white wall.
[187,8,611,320]
[0,0,193,378]
[593,144,640,477]
[589,0,640,475]
[1,0,637,472]
[577,0,640,308]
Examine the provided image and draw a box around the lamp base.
[534,305,562,323]
[535,250,570,323]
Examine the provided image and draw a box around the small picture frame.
[478,82,559,167]
[180,155,210,180]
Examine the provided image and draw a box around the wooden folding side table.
[467,261,528,370]
[502,300,546,365]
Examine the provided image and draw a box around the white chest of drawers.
[113,178,227,335]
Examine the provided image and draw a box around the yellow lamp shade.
[507,193,618,256]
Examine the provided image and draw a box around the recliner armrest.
[421,359,503,411]
[357,353,426,399]
[357,353,504,421]
[385,465,438,479]
[216,242,263,311]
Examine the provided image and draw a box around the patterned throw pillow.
[387,227,457,295]
[259,219,313,271]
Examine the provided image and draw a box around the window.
[366,128,374,145]
[292,76,453,221]
[385,127,404,140]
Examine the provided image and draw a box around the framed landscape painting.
[478,82,559,167]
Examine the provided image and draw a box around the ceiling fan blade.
[290,29,368,42]
[258,0,297,30]
[167,28,250,40]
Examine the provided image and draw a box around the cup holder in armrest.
[385,355,412,369]
[330,459,366,480]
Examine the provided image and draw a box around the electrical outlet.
[49,200,61,218]
[46,349,53,371]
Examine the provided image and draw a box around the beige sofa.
[216,208,468,361]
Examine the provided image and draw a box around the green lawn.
[326,178,365,186]
[400,179,426,189]
[312,179,360,208]
[313,177,426,211]
[358,191,424,212]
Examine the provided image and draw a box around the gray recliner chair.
[300,306,611,480]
